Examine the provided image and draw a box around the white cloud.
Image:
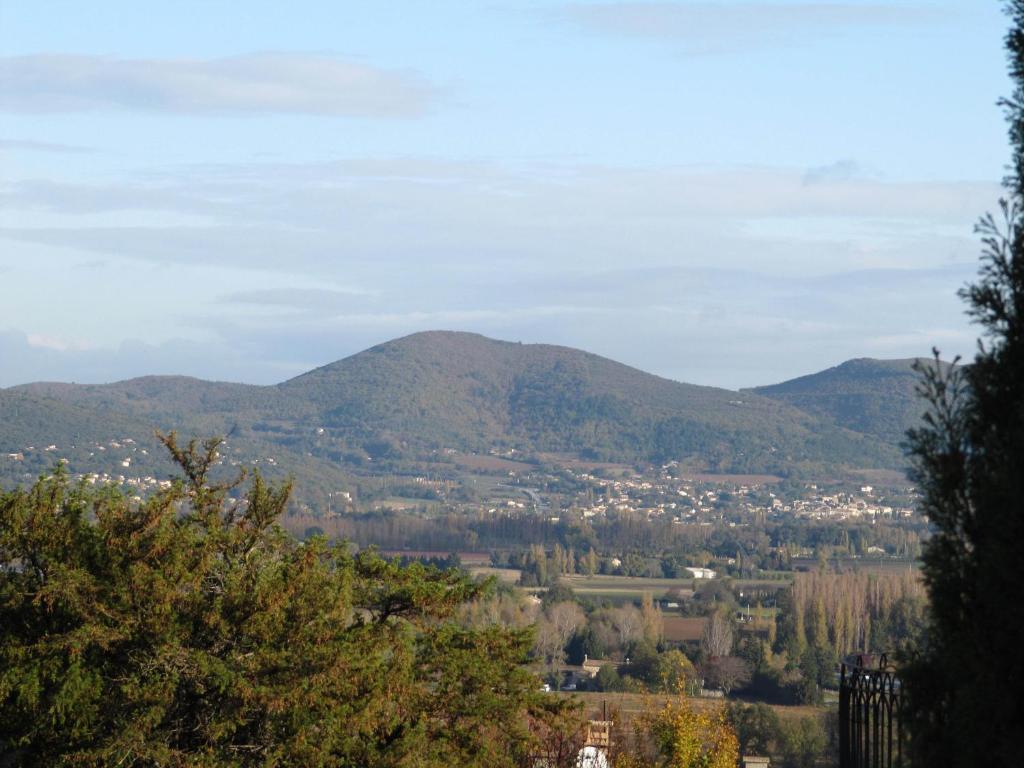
[24,332,94,352]
[0,54,436,117]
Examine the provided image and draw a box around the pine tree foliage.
[901,3,1024,765]
[0,433,569,767]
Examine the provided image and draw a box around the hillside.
[279,332,899,472]
[747,357,940,445]
[0,384,347,508]
[1,332,915,494]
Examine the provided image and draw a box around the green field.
[527,574,793,604]
[469,566,522,584]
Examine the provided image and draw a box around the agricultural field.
[548,574,792,604]
[371,497,440,512]
[792,557,920,575]
[379,550,493,566]
[662,616,707,642]
[677,473,782,485]
[469,566,522,583]
[558,691,828,726]
[660,615,774,643]
[452,453,536,473]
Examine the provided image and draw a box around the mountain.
[1,332,914,494]
[278,331,899,471]
[746,357,939,445]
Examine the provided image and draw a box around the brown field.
[661,616,708,642]
[379,550,493,566]
[557,691,827,725]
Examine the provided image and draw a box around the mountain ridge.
[746,356,948,445]
[1,331,928,493]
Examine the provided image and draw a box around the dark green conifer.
[0,433,574,766]
[902,4,1024,765]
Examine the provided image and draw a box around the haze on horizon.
[0,1,1010,390]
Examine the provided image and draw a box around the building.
[581,654,624,678]
[684,566,716,579]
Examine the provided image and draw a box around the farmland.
[558,691,828,726]
[661,616,707,642]
[527,574,791,604]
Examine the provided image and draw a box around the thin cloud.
[803,159,864,185]
[0,53,436,117]
[0,328,294,387]
[0,179,213,216]
[0,157,988,388]
[0,248,975,387]
[223,287,379,309]
[564,2,945,53]
[0,161,996,282]
[0,138,92,154]
[0,160,998,223]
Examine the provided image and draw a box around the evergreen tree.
[902,4,1024,765]
[0,434,569,767]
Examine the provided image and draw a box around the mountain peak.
[749,357,943,444]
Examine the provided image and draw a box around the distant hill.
[747,357,942,445]
[278,332,899,473]
[0,382,346,507]
[0,388,152,452]
[1,332,919,494]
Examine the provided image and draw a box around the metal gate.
[838,653,904,768]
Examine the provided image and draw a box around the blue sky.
[0,1,1012,388]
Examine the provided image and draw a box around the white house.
[684,567,716,580]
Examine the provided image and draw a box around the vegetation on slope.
[748,358,942,445]
[2,332,915,487]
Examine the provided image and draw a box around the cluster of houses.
[495,464,917,529]
[774,486,914,521]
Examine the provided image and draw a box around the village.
[3,435,919,535]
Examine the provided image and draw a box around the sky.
[0,0,1012,389]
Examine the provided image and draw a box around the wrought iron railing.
[838,653,904,768]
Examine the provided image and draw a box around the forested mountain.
[1,332,922,492]
[747,357,943,445]
[278,331,898,472]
